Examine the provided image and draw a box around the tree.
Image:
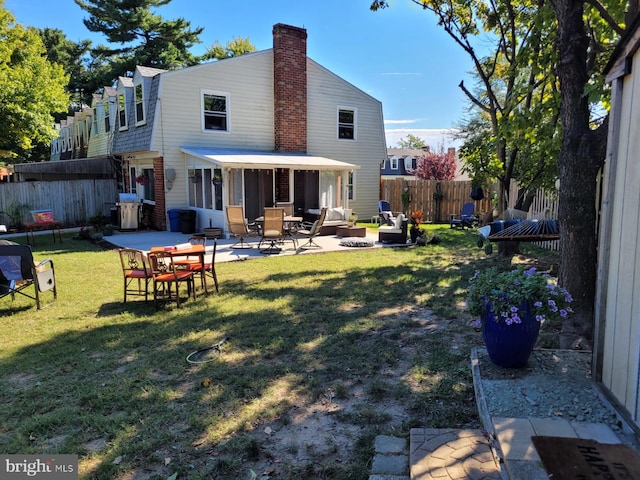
[373,0,561,216]
[201,37,256,62]
[371,0,629,347]
[0,3,69,162]
[411,144,456,181]
[39,28,96,115]
[75,0,204,82]
[398,134,426,149]
[549,0,632,346]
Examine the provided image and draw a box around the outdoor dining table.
[149,244,209,295]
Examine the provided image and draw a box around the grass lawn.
[0,225,560,479]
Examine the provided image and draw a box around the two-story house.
[382,147,469,181]
[85,23,386,233]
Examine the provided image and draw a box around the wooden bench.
[24,210,62,246]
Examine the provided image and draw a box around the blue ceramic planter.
[482,302,541,368]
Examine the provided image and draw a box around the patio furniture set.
[119,236,219,308]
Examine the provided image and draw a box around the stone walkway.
[366,346,632,480]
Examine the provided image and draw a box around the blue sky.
[6,0,473,148]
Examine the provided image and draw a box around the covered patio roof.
[181,147,359,171]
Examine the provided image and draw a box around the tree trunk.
[551,0,607,348]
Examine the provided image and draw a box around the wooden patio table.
[149,244,209,294]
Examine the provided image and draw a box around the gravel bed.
[475,348,640,448]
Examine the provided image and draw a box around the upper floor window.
[390,157,398,170]
[92,107,98,135]
[202,90,229,132]
[118,93,128,131]
[104,102,111,133]
[135,83,145,125]
[338,107,356,140]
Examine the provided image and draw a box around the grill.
[117,193,141,230]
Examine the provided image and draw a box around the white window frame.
[337,106,357,141]
[390,157,399,170]
[118,93,128,131]
[201,89,230,133]
[347,171,356,201]
[135,82,146,126]
[92,107,98,135]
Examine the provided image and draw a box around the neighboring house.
[50,108,93,161]
[382,147,469,181]
[82,23,386,232]
[595,18,640,434]
[86,86,117,159]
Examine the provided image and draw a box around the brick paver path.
[410,428,502,480]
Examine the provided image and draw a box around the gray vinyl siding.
[307,60,386,219]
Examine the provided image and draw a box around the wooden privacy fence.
[380,178,495,223]
[0,179,118,227]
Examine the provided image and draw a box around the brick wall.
[152,157,166,230]
[273,23,307,153]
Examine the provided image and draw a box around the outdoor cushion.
[326,207,345,221]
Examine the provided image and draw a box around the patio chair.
[0,240,56,309]
[226,205,256,249]
[297,207,327,249]
[174,238,219,293]
[118,248,152,302]
[379,200,399,225]
[258,207,285,254]
[148,250,196,308]
[450,203,478,229]
[378,213,408,244]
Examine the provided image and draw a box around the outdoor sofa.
[308,207,352,235]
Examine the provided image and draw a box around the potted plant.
[466,266,573,368]
[135,174,147,185]
[409,210,423,243]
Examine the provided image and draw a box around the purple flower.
[535,315,545,322]
[560,309,568,318]
[534,301,543,308]
[548,299,556,307]
[510,306,519,313]
[524,267,537,276]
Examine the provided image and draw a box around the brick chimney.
[273,23,307,152]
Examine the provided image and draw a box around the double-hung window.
[118,93,128,131]
[347,171,355,201]
[202,90,229,132]
[135,83,145,125]
[104,102,111,133]
[338,107,356,140]
[92,107,98,135]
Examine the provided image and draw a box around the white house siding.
[598,42,640,429]
[151,51,275,228]
[306,60,386,220]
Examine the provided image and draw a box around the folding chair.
[0,241,56,309]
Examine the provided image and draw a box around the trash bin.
[110,207,118,226]
[179,209,196,234]
[168,209,181,232]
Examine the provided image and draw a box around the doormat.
[532,436,640,479]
